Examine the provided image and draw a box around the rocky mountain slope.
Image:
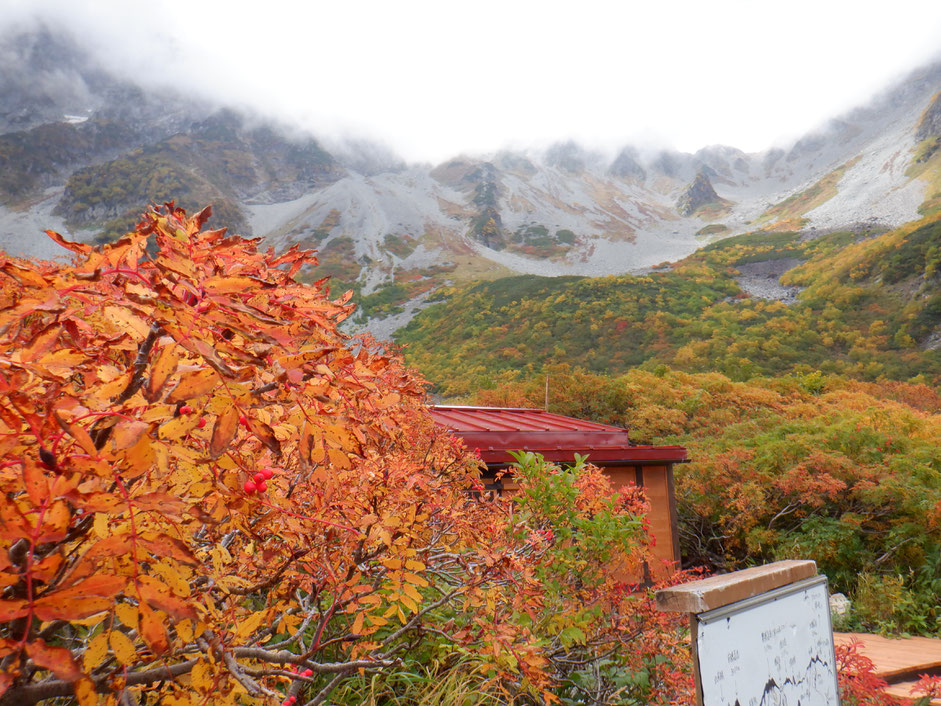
[1,24,939,331]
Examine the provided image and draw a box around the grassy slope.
[396,217,941,396]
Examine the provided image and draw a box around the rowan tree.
[0,205,682,705]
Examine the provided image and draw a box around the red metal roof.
[430,406,687,466]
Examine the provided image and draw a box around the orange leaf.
[327,448,351,469]
[209,406,239,459]
[36,500,70,543]
[0,600,28,621]
[138,601,169,655]
[25,639,83,682]
[111,419,150,451]
[34,596,111,621]
[246,417,281,457]
[166,369,217,403]
[52,411,97,457]
[137,534,199,565]
[45,229,92,256]
[205,276,255,293]
[137,577,197,621]
[122,434,155,478]
[73,677,97,706]
[133,493,186,518]
[23,461,48,505]
[146,344,180,402]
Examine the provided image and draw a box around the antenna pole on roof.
[544,374,549,411]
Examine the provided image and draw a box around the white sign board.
[696,575,839,706]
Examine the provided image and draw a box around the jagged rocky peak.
[0,23,209,140]
[916,91,941,141]
[430,156,484,187]
[608,146,646,180]
[544,140,595,173]
[649,149,694,179]
[0,24,109,133]
[493,150,537,175]
[325,137,405,176]
[676,169,721,216]
[694,145,753,180]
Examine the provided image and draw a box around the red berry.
[179,405,193,415]
[254,472,265,483]
[243,481,257,494]
[260,468,274,480]
[302,669,313,677]
[239,415,249,427]
[197,418,207,429]
[256,480,267,493]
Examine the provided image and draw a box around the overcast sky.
[4,0,941,163]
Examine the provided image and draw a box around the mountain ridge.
[0,24,939,333]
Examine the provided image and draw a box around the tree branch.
[0,659,197,705]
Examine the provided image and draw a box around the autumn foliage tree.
[0,205,686,705]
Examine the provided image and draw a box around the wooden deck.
[834,632,941,704]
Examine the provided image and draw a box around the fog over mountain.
[3,0,941,162]
[1,16,940,336]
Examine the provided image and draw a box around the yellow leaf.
[83,632,109,671]
[166,369,217,403]
[152,562,192,598]
[351,611,365,634]
[236,610,265,639]
[158,415,198,442]
[121,434,155,478]
[402,572,429,588]
[104,306,151,340]
[402,583,423,604]
[176,619,194,643]
[191,660,213,691]
[109,630,136,666]
[114,604,139,632]
[74,677,97,705]
[37,349,87,378]
[399,593,418,614]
